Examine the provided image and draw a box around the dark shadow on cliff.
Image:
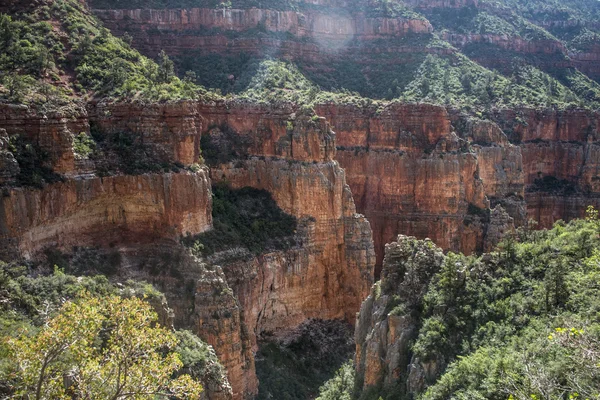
[255,319,354,400]
[182,183,298,256]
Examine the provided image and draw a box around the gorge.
[1,0,600,399]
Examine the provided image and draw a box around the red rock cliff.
[196,101,375,397]
[316,103,504,273]
[491,108,600,228]
[316,102,598,273]
[0,100,376,400]
[0,102,213,260]
[91,5,437,66]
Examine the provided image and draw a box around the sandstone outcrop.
[0,101,213,260]
[315,102,599,273]
[316,103,493,273]
[194,264,256,400]
[0,171,213,260]
[355,235,444,394]
[94,7,432,39]
[0,104,89,175]
[572,43,600,83]
[0,100,376,400]
[198,103,376,387]
[89,101,204,166]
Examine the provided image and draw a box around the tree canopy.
[3,294,203,400]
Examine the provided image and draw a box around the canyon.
[88,2,600,266]
[0,99,376,399]
[1,0,600,399]
[3,95,599,398]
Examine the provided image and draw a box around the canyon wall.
[315,103,523,272]
[87,1,600,268]
[490,108,600,228]
[91,5,440,67]
[198,102,375,334]
[90,1,600,87]
[94,7,432,39]
[0,101,212,260]
[0,100,376,400]
[572,44,600,83]
[0,171,212,259]
[315,103,600,271]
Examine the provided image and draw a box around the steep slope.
[0,2,376,399]
[346,214,600,399]
[87,0,600,267]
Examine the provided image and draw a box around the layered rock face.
[90,101,204,166]
[315,102,600,272]
[0,102,231,398]
[93,6,433,60]
[95,7,432,40]
[490,108,600,228]
[0,104,89,175]
[0,171,212,259]
[572,43,600,83]
[0,100,376,400]
[199,101,375,342]
[315,103,522,273]
[0,102,212,260]
[442,32,570,73]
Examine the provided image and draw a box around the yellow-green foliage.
[4,294,203,399]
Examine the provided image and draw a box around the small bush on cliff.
[6,135,63,188]
[174,330,230,394]
[72,132,96,160]
[316,361,356,400]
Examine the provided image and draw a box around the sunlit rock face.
[316,102,600,273]
[316,103,520,274]
[92,6,433,58]
[198,101,376,328]
[0,100,376,400]
[155,101,373,399]
[489,108,600,228]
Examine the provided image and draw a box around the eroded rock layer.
[199,102,375,342]
[93,6,434,60]
[316,103,522,272]
[0,100,376,400]
[315,103,600,273]
[490,108,600,227]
